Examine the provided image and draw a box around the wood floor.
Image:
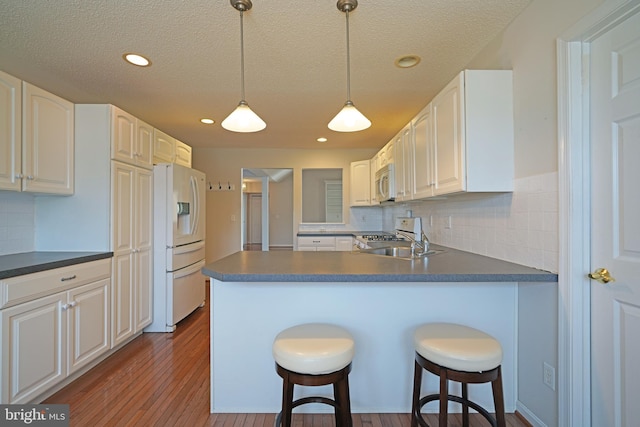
[45,290,530,427]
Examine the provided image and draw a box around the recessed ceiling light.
[123,53,151,67]
[200,118,215,124]
[317,137,328,142]
[394,55,421,69]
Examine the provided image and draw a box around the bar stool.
[273,323,355,427]
[411,322,506,427]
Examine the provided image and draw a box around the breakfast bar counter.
[202,247,557,415]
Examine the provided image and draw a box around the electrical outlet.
[543,362,556,390]
[445,215,452,229]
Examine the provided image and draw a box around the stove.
[355,233,406,249]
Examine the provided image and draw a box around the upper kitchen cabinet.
[111,106,153,170]
[431,70,514,196]
[0,71,21,191]
[394,123,413,202]
[350,160,371,206]
[174,140,192,167]
[412,104,435,200]
[0,71,74,195]
[22,83,74,195]
[153,129,192,168]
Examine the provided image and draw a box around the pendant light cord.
[240,10,246,102]
[345,9,351,103]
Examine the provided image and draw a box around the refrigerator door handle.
[190,175,200,237]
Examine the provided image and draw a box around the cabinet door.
[134,168,153,331]
[394,124,413,201]
[350,160,370,206]
[153,129,174,164]
[412,104,435,199]
[335,237,353,251]
[174,140,192,167]
[433,72,465,195]
[111,106,136,165]
[0,71,21,191]
[136,120,154,169]
[22,83,74,195]
[1,292,66,404]
[67,279,110,375]
[111,162,135,346]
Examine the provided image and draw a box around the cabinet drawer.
[298,236,336,247]
[0,258,111,309]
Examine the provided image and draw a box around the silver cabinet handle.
[61,303,69,310]
[68,301,77,308]
[26,175,35,180]
[60,275,77,282]
[15,173,23,179]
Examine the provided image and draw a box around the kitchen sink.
[355,246,446,260]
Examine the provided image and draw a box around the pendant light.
[222,0,266,133]
[328,0,371,132]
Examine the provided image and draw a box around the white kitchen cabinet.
[0,258,111,404]
[153,129,192,167]
[0,70,73,194]
[111,161,153,347]
[412,104,435,199]
[22,82,74,195]
[297,236,336,251]
[394,124,413,201]
[432,70,514,196]
[174,140,192,167]
[111,106,153,170]
[369,157,378,205]
[350,160,371,206]
[335,237,354,251]
[153,129,175,163]
[36,105,153,350]
[0,70,21,191]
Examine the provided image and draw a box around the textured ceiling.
[0,0,530,150]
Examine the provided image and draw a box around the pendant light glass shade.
[328,0,370,132]
[328,101,371,132]
[222,101,266,132]
[223,0,266,133]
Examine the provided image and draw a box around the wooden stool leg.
[281,379,294,427]
[333,375,352,427]
[492,367,506,427]
[411,359,423,427]
[462,382,469,427]
[438,368,448,427]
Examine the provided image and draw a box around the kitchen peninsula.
[202,247,557,414]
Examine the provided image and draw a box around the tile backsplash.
[384,172,559,273]
[0,192,35,255]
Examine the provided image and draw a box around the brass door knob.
[588,268,615,284]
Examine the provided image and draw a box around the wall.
[0,192,34,255]
[386,172,559,273]
[466,0,604,179]
[192,147,376,262]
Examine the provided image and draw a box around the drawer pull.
[68,301,77,308]
[60,275,77,282]
[61,303,69,310]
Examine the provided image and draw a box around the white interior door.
[589,10,640,427]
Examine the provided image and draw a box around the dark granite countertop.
[202,245,558,283]
[0,252,113,280]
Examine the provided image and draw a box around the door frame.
[557,1,640,426]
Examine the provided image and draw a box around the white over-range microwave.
[375,163,396,203]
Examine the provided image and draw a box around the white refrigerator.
[146,163,206,332]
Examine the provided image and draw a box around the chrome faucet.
[395,229,430,256]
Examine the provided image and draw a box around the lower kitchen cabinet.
[297,236,353,251]
[0,258,111,404]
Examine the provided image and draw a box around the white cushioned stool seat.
[414,322,502,372]
[273,323,355,375]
